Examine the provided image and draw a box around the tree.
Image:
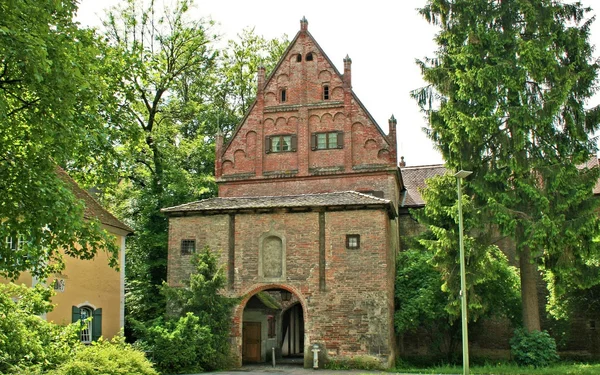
[215,27,289,130]
[396,174,520,359]
[414,0,600,332]
[0,0,120,279]
[100,0,219,329]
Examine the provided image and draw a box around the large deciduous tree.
[414,0,600,332]
[0,0,119,279]
[102,0,218,327]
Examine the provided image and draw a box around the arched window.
[79,306,93,343]
[296,54,302,62]
[306,52,313,61]
[72,305,102,343]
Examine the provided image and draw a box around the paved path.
[187,364,418,375]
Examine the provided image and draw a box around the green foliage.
[137,314,213,374]
[393,362,600,374]
[0,283,80,374]
[49,336,157,375]
[510,329,559,368]
[136,247,237,372]
[413,174,521,323]
[415,0,600,331]
[0,0,120,280]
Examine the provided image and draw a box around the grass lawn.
[392,363,600,374]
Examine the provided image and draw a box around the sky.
[77,0,600,167]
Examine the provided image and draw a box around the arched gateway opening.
[237,285,306,365]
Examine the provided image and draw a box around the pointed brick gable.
[216,19,399,201]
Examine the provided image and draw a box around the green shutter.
[92,308,102,342]
[72,306,81,323]
[265,136,271,154]
[291,135,297,152]
[310,133,317,150]
[337,131,344,149]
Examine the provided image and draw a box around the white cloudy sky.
[77,0,600,167]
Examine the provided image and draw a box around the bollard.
[272,347,276,367]
[312,344,320,369]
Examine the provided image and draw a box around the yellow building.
[4,168,132,342]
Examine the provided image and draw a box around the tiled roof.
[400,157,600,208]
[400,164,447,207]
[162,191,392,214]
[56,167,133,233]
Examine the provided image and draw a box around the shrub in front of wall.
[49,335,158,375]
[140,313,215,374]
[510,328,559,367]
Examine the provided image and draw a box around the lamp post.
[454,170,472,375]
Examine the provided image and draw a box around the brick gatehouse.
[163,18,400,368]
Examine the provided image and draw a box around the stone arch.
[232,283,309,366]
[365,139,378,150]
[222,160,234,174]
[318,70,331,82]
[234,149,246,163]
[265,92,277,105]
[277,74,289,84]
[332,86,344,100]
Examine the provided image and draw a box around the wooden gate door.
[242,322,261,363]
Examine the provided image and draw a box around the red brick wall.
[166,208,396,366]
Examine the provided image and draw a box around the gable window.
[181,239,196,255]
[296,54,302,62]
[311,131,344,150]
[346,234,360,250]
[72,305,102,343]
[323,85,329,100]
[265,134,297,154]
[306,52,314,61]
[280,89,287,103]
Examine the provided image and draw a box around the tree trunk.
[519,243,541,332]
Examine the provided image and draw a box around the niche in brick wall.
[258,230,286,281]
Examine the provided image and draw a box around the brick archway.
[232,283,309,366]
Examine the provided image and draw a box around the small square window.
[346,234,360,249]
[181,239,196,255]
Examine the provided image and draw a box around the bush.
[139,313,215,374]
[49,335,157,375]
[510,328,559,367]
[0,283,80,374]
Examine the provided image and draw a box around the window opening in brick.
[268,315,276,338]
[346,234,360,249]
[296,54,302,62]
[306,52,313,61]
[266,135,296,153]
[323,85,329,100]
[181,239,196,255]
[311,132,343,150]
[590,320,596,330]
[280,88,287,102]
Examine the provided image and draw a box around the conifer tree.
[414,0,600,332]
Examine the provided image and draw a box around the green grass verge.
[391,363,600,375]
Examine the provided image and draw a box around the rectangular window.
[280,89,287,103]
[346,234,360,249]
[311,132,343,150]
[323,85,329,100]
[265,135,297,154]
[181,239,196,255]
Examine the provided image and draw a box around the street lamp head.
[454,170,473,179]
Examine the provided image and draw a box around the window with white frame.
[79,306,93,343]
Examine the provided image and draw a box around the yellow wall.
[2,227,126,341]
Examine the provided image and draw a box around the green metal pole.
[457,176,470,375]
